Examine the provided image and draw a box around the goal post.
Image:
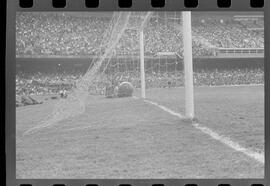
[138,11,195,119]
[182,11,195,119]
[139,29,146,99]
[139,12,152,99]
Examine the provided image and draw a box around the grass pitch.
[16,85,264,178]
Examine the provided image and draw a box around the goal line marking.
[141,98,264,164]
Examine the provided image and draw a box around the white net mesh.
[23,12,153,135]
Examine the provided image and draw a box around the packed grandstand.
[16,12,264,104]
[16,12,264,57]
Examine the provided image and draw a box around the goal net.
[24,12,196,135]
[23,12,152,134]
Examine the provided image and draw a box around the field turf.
[16,85,264,178]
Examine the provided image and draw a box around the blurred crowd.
[16,71,80,96]
[16,13,109,56]
[115,68,264,88]
[193,19,264,48]
[16,13,264,57]
[16,67,264,96]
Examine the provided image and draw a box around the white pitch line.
[144,99,184,119]
[142,98,264,164]
[192,123,264,164]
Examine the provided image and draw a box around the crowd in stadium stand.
[118,68,264,88]
[16,12,264,57]
[16,67,264,97]
[16,13,109,56]
[16,71,80,96]
[193,19,264,48]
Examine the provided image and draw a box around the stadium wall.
[16,57,264,73]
